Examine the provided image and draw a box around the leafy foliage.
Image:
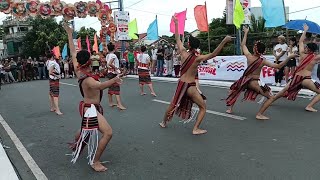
[22,16,67,57]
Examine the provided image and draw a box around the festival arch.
[0,0,129,53]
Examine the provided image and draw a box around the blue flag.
[99,43,103,52]
[147,16,158,40]
[62,43,68,60]
[260,0,286,27]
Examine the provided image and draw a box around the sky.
[0,0,319,36]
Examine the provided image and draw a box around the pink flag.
[86,35,91,53]
[170,10,187,35]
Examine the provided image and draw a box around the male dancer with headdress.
[225,27,295,114]
[159,16,232,135]
[106,43,126,110]
[256,24,320,120]
[137,45,157,96]
[47,52,63,115]
[63,21,122,172]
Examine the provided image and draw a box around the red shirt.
[134,51,139,60]
[123,52,128,62]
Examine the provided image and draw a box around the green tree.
[22,16,67,57]
[76,26,97,50]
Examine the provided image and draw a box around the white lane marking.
[152,99,246,121]
[0,143,19,180]
[0,114,48,180]
[60,82,77,87]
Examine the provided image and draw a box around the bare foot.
[192,129,207,135]
[55,110,63,115]
[305,107,318,112]
[117,105,126,110]
[141,92,146,96]
[256,114,269,120]
[151,93,157,97]
[109,104,117,107]
[226,109,232,114]
[91,161,107,172]
[159,122,167,128]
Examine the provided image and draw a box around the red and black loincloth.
[283,53,318,101]
[138,68,152,85]
[225,57,271,106]
[169,80,196,120]
[107,73,120,95]
[284,75,320,100]
[49,79,59,97]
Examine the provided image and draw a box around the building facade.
[2,17,32,58]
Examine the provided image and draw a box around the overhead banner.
[226,0,251,25]
[114,11,130,41]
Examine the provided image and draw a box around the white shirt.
[106,53,120,74]
[64,61,69,69]
[288,46,298,56]
[47,60,61,80]
[138,53,151,70]
[151,49,158,60]
[274,43,288,61]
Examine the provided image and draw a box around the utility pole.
[119,0,125,59]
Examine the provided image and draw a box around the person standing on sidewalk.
[156,45,165,77]
[273,35,288,87]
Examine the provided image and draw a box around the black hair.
[255,41,266,54]
[46,51,53,59]
[306,43,318,52]
[290,37,297,47]
[76,50,91,65]
[188,35,200,50]
[107,43,115,52]
[141,46,147,52]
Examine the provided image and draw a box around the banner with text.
[162,55,319,84]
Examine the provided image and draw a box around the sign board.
[226,0,251,25]
[114,11,130,41]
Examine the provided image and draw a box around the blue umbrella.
[283,19,320,34]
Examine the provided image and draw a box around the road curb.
[126,75,316,96]
[0,143,19,180]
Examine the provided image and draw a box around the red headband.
[77,59,92,69]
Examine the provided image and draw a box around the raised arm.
[299,24,309,55]
[197,36,232,62]
[263,54,298,69]
[62,20,79,71]
[172,16,187,56]
[241,26,251,56]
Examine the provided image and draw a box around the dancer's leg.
[91,112,112,172]
[302,79,320,112]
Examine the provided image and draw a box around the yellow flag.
[128,18,138,39]
[233,0,245,29]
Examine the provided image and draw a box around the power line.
[288,5,320,14]
[125,0,144,8]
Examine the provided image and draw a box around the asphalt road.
[0,77,319,180]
